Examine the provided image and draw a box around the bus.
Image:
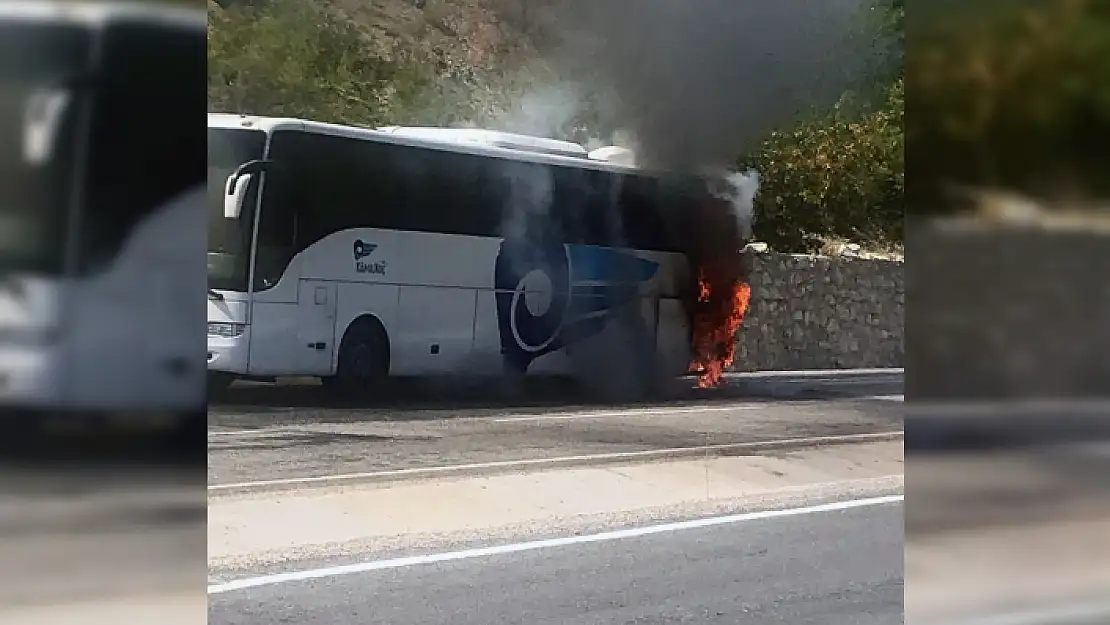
[0,3,206,425]
[208,115,709,397]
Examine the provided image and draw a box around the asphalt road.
[208,500,904,625]
[0,468,204,612]
[208,393,904,487]
[907,444,1110,625]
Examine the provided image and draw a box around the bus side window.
[582,170,623,248]
[254,130,300,289]
[483,158,561,242]
[618,175,670,252]
[400,147,500,238]
[550,165,592,245]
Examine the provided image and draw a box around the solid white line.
[868,395,904,402]
[493,404,763,422]
[209,428,285,437]
[207,430,903,491]
[728,368,903,378]
[207,493,903,594]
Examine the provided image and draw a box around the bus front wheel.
[323,317,390,394]
[208,372,235,396]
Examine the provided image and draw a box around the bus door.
[295,279,336,375]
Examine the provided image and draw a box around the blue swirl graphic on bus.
[494,239,659,373]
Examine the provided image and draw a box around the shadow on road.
[905,400,1110,452]
[209,372,905,413]
[0,416,205,468]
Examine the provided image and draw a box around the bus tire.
[208,371,234,396]
[323,316,390,394]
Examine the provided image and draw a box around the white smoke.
[496,159,555,242]
[496,83,583,140]
[709,169,760,241]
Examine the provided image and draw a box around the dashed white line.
[207,493,904,594]
[207,430,903,491]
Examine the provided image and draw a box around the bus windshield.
[208,126,265,291]
[0,21,90,275]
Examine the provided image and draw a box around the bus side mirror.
[222,159,273,219]
[224,172,252,219]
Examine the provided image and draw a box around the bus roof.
[207,113,649,176]
[0,1,204,29]
[378,127,589,159]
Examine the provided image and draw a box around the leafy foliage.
[907,0,1110,210]
[743,0,903,251]
[746,78,903,252]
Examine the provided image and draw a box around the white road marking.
[869,395,904,402]
[728,368,903,378]
[207,431,903,491]
[938,599,1110,625]
[492,404,763,422]
[209,428,286,437]
[207,493,904,594]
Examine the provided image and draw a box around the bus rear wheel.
[322,318,390,394]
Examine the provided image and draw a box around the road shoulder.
[209,439,903,577]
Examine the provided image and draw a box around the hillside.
[208,0,579,133]
[208,0,906,252]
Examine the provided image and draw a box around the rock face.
[731,249,904,371]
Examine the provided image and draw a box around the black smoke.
[543,0,877,171]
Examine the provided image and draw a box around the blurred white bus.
[208,115,710,396]
[0,3,206,424]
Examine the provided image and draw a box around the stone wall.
[732,250,904,371]
[909,223,1110,399]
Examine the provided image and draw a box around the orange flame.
[689,266,751,388]
[680,176,755,389]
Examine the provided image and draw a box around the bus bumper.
[0,344,62,410]
[207,327,250,374]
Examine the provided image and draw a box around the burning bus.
[207,117,756,396]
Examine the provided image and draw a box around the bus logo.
[353,240,377,260]
[353,239,387,276]
[494,238,658,374]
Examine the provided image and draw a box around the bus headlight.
[207,322,245,338]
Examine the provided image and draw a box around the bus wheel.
[323,317,390,394]
[208,372,234,396]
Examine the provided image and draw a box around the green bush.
[907,0,1110,210]
[746,78,903,252]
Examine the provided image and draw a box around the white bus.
[208,115,710,397]
[0,3,206,424]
